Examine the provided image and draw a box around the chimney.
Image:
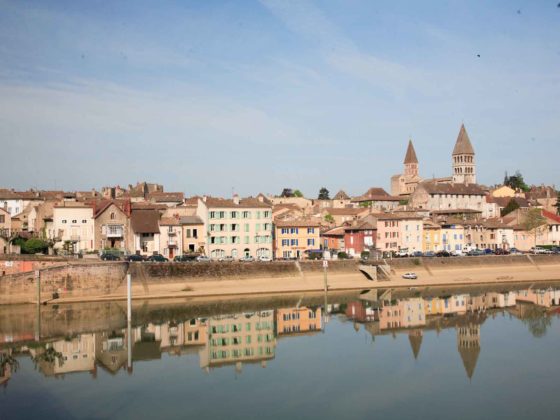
[202,195,207,203]
[233,194,240,205]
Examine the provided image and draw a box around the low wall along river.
[1,255,560,305]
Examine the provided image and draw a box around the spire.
[452,124,475,155]
[458,343,480,380]
[404,139,418,164]
[408,330,423,360]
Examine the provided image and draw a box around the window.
[210,211,216,219]
[72,219,77,223]
[264,211,270,218]
[110,212,116,220]
[307,238,315,246]
[0,215,4,223]
[186,229,191,238]
[62,220,67,224]
[242,211,251,218]
[231,211,238,219]
[291,239,298,246]
[307,227,315,234]
[282,239,289,246]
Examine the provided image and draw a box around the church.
[391,124,478,197]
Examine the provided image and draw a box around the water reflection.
[1,284,560,388]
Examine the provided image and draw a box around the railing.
[106,226,124,238]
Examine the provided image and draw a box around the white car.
[196,255,210,262]
[218,256,235,262]
[239,256,255,262]
[402,272,418,280]
[258,256,272,262]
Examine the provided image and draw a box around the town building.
[351,187,401,211]
[199,196,273,260]
[180,215,205,254]
[275,219,321,259]
[411,182,486,212]
[53,202,95,253]
[93,200,132,252]
[376,214,424,254]
[130,208,162,256]
[159,217,182,259]
[276,307,322,335]
[343,215,377,257]
[321,225,346,254]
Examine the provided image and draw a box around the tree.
[504,170,530,192]
[280,188,294,198]
[22,238,49,254]
[324,213,334,224]
[521,208,547,248]
[293,189,303,198]
[501,198,520,217]
[318,187,330,200]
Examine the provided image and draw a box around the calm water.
[2,284,560,419]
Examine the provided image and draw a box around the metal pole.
[127,273,132,322]
[35,270,41,341]
[127,320,132,372]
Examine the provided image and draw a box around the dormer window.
[110,212,116,220]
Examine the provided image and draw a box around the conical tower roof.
[458,344,480,380]
[408,330,423,360]
[452,124,475,155]
[403,139,418,164]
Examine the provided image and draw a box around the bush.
[22,238,49,254]
[412,258,421,266]
[360,251,370,260]
[337,251,349,259]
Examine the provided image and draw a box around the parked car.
[126,254,145,262]
[395,250,409,258]
[483,248,493,255]
[467,249,484,256]
[435,251,451,257]
[552,247,560,254]
[146,254,169,262]
[411,251,423,257]
[531,247,552,254]
[239,256,255,262]
[424,251,436,257]
[218,256,235,262]
[196,255,211,262]
[402,272,418,279]
[509,247,522,254]
[494,248,510,255]
[258,256,272,262]
[173,254,197,262]
[451,250,464,257]
[101,253,121,261]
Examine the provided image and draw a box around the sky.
[0,0,559,198]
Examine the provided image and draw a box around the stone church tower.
[391,139,422,196]
[452,124,476,184]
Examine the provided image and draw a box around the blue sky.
[0,0,558,197]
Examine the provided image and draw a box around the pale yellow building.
[422,220,441,252]
[275,219,321,259]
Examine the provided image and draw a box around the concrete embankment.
[1,255,560,305]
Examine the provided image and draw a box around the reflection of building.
[0,349,14,387]
[201,311,276,372]
[457,320,481,380]
[95,330,129,375]
[379,298,425,330]
[277,307,322,335]
[408,329,423,360]
[32,334,96,377]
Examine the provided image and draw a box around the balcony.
[168,239,178,247]
[106,225,124,238]
[168,230,177,236]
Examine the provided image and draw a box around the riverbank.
[2,255,560,305]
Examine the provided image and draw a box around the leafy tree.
[521,208,547,248]
[280,188,294,198]
[504,170,530,192]
[399,199,409,206]
[501,198,520,217]
[318,187,330,200]
[293,189,303,198]
[324,213,334,224]
[22,238,49,254]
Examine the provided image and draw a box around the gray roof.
[179,215,204,225]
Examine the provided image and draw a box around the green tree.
[324,213,334,224]
[521,208,547,248]
[555,190,560,216]
[501,198,520,217]
[504,170,530,192]
[318,187,330,200]
[22,238,49,254]
[293,189,303,198]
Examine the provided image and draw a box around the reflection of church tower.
[404,139,419,177]
[408,329,423,360]
[452,124,476,184]
[457,323,481,380]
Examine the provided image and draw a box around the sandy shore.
[46,262,560,305]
